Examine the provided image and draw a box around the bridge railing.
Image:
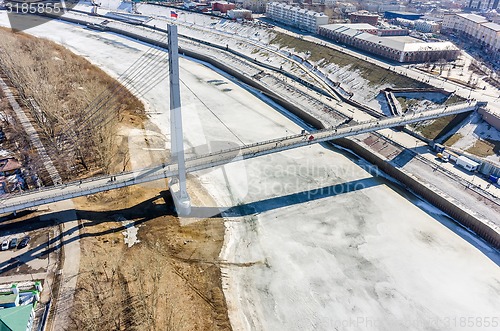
[0,164,178,204]
[0,100,480,207]
[185,100,479,163]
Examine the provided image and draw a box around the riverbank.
[3,14,499,331]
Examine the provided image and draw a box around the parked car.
[9,238,17,249]
[1,240,8,251]
[17,236,31,249]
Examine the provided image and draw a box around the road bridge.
[0,100,480,215]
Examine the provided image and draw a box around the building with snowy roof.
[266,2,329,33]
[237,0,267,14]
[318,24,460,63]
[414,19,441,33]
[212,1,236,13]
[228,9,252,20]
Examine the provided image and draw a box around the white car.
[1,240,8,251]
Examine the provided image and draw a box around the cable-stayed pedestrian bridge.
[0,100,480,215]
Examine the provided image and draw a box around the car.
[8,238,18,249]
[1,240,8,251]
[17,236,31,249]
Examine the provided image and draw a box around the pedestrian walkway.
[0,100,478,215]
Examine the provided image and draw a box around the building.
[378,3,402,13]
[228,9,252,20]
[481,22,500,50]
[321,23,378,35]
[349,11,379,26]
[468,0,499,11]
[0,158,22,177]
[384,11,424,21]
[362,2,402,13]
[0,305,35,331]
[239,0,267,14]
[318,24,460,63]
[0,284,41,331]
[378,28,409,36]
[442,13,488,38]
[266,2,329,33]
[212,1,236,13]
[336,2,357,14]
[442,13,500,53]
[414,19,441,33]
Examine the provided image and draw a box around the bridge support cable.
[56,36,171,167]
[58,35,169,136]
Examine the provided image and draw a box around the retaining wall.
[479,107,500,131]
[335,138,500,249]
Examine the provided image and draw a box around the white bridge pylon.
[168,24,191,216]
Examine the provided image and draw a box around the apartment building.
[468,0,499,11]
[238,0,267,14]
[266,2,329,33]
[442,13,500,52]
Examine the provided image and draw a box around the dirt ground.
[69,114,231,331]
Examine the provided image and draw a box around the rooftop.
[0,294,17,305]
[482,22,500,31]
[350,11,378,17]
[321,23,377,31]
[0,158,21,173]
[0,305,33,331]
[321,24,459,53]
[385,11,423,16]
[456,13,489,23]
[268,2,328,17]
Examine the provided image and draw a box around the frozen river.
[2,14,499,331]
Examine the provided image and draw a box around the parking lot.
[0,228,56,278]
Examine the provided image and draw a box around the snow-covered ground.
[2,12,499,331]
[445,112,500,164]
[117,215,140,248]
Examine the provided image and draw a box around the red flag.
[170,11,178,19]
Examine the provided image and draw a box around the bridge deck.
[0,101,479,214]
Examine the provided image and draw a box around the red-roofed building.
[212,1,236,13]
[0,158,22,177]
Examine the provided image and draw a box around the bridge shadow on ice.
[191,177,379,217]
[0,177,377,274]
[2,175,497,274]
